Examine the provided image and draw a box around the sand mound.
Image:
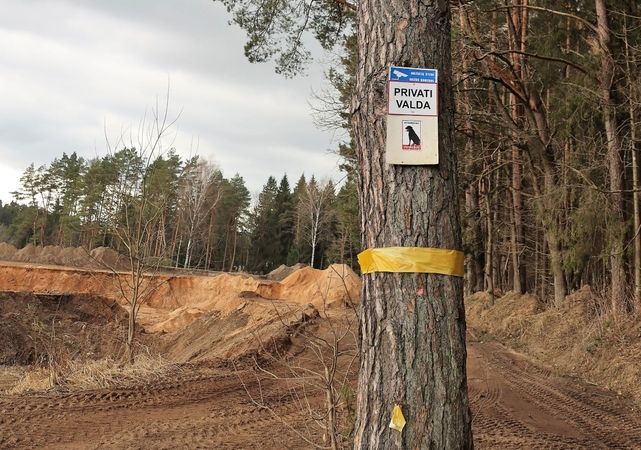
[0,261,361,336]
[266,263,307,281]
[156,301,319,362]
[90,247,129,270]
[14,244,42,263]
[0,242,17,258]
[38,245,64,265]
[150,307,207,333]
[0,244,128,269]
[279,264,361,309]
[141,264,360,334]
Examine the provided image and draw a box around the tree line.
[0,149,360,274]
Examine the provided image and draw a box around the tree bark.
[596,0,627,317]
[229,221,238,272]
[484,182,495,306]
[623,17,640,310]
[458,5,485,296]
[352,0,473,448]
[509,0,527,294]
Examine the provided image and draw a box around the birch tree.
[296,177,336,268]
[176,156,223,269]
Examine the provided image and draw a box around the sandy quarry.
[1,245,641,449]
[0,243,359,335]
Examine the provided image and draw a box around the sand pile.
[265,263,307,281]
[0,244,127,269]
[0,242,17,258]
[278,264,361,308]
[0,259,361,336]
[152,264,362,361]
[145,264,360,333]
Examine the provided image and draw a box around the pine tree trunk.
[466,184,485,294]
[624,19,641,310]
[546,230,567,308]
[229,222,238,272]
[458,5,484,296]
[485,188,495,305]
[511,146,525,293]
[596,0,627,317]
[509,0,527,294]
[352,0,473,447]
[222,220,232,271]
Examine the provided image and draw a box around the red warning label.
[402,120,421,150]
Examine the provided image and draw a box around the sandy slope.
[0,260,359,332]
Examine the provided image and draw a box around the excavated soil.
[1,254,641,448]
[2,322,640,449]
[0,243,129,270]
[0,291,123,367]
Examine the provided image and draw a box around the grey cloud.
[0,0,340,202]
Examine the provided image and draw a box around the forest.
[453,0,641,319]
[1,0,640,317]
[0,151,360,275]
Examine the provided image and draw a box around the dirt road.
[2,337,640,449]
[468,340,641,449]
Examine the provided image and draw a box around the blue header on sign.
[389,66,437,83]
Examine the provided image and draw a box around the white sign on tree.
[386,66,439,165]
[388,82,438,115]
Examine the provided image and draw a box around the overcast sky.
[0,0,343,205]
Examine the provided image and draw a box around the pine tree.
[248,176,280,273]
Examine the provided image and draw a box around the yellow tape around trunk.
[357,247,464,277]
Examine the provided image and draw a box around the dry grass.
[466,287,641,403]
[5,352,183,395]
